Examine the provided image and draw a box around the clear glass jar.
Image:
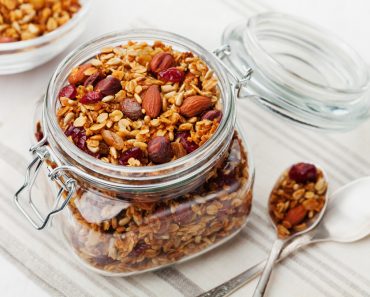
[15,12,370,276]
[16,30,254,276]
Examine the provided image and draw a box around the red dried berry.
[80,91,103,104]
[175,131,198,153]
[202,110,222,122]
[118,147,143,165]
[158,67,184,83]
[65,125,87,151]
[289,162,318,183]
[84,72,105,87]
[58,84,77,99]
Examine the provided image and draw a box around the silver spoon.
[198,176,370,297]
[252,164,328,297]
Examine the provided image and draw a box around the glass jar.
[15,30,254,276]
[15,12,370,276]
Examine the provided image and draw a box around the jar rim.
[244,12,370,95]
[44,29,240,187]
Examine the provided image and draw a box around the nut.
[68,64,92,85]
[285,205,307,227]
[149,52,175,73]
[95,76,122,96]
[147,136,173,164]
[101,130,124,150]
[142,85,162,118]
[179,96,213,117]
[121,98,143,120]
[202,110,222,122]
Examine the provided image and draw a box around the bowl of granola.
[15,29,254,275]
[0,0,90,74]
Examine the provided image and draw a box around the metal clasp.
[14,145,76,230]
[213,44,253,97]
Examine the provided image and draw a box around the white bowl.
[0,0,91,75]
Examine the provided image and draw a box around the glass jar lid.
[221,12,370,131]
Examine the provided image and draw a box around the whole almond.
[142,85,162,118]
[285,205,307,227]
[179,96,213,117]
[101,130,124,150]
[149,52,175,73]
[68,63,92,85]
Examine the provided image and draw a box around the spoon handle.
[252,239,285,297]
[196,234,314,297]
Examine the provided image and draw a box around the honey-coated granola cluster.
[56,41,222,166]
[0,0,80,42]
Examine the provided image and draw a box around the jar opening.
[222,12,370,130]
[245,13,369,96]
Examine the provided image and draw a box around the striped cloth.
[0,0,369,296]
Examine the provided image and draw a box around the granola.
[269,163,327,238]
[0,0,80,42]
[56,41,222,165]
[63,133,252,273]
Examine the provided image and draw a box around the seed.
[73,116,86,127]
[109,110,123,122]
[175,92,184,106]
[97,113,108,123]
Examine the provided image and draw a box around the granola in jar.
[269,163,327,238]
[65,132,251,273]
[23,31,255,276]
[56,41,222,165]
[0,0,81,42]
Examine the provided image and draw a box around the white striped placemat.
[0,0,369,296]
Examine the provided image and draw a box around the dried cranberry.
[289,162,318,183]
[158,67,184,83]
[80,91,103,104]
[202,110,222,122]
[65,125,87,151]
[175,131,198,153]
[58,84,77,99]
[84,72,104,87]
[118,147,143,165]
[95,76,122,96]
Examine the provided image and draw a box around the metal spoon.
[252,164,328,297]
[198,176,370,297]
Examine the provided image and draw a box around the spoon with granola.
[253,162,328,297]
